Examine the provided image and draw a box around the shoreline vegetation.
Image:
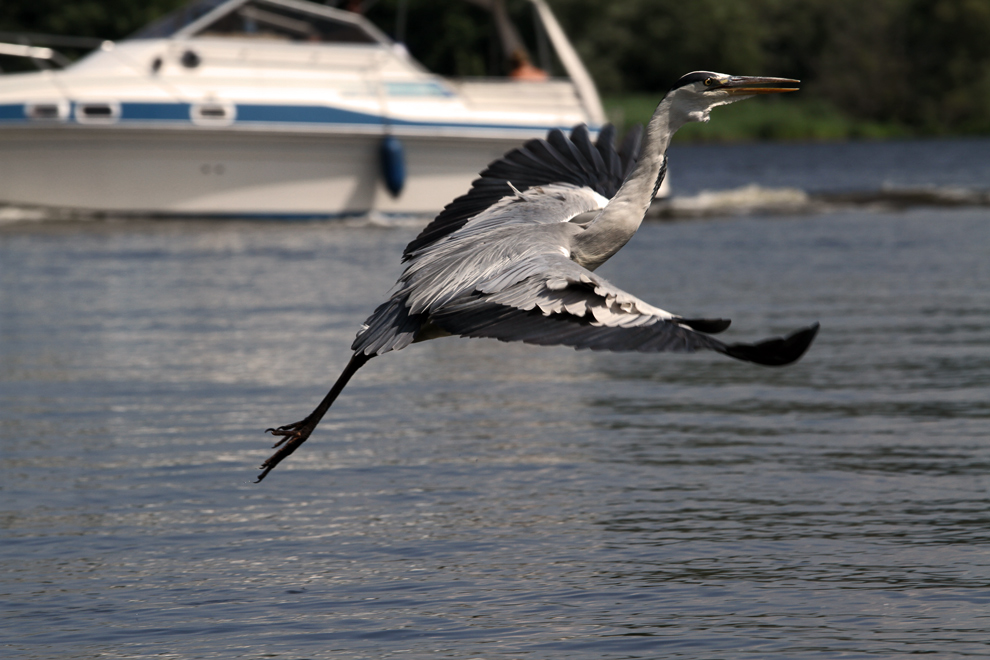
[3,0,990,142]
[603,96,913,143]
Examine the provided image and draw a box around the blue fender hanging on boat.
[380,134,406,197]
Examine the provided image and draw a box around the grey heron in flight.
[257,71,819,482]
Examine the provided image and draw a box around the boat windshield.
[132,0,382,44]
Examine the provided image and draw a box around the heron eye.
[704,78,713,86]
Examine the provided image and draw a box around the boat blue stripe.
[235,103,381,125]
[121,102,192,121]
[0,101,594,134]
[0,104,25,121]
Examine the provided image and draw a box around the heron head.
[666,71,799,124]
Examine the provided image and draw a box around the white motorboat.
[0,0,606,218]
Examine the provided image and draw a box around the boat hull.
[0,126,525,217]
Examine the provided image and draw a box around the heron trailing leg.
[257,353,371,482]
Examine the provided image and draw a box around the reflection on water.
[1,207,989,659]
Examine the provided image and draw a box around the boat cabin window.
[364,0,562,79]
[134,0,381,45]
[199,2,378,43]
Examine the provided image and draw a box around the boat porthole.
[75,102,120,124]
[181,50,201,68]
[25,102,69,121]
[82,105,114,118]
[190,102,236,126]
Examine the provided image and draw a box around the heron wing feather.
[427,253,818,365]
[428,253,726,354]
[402,124,642,260]
[432,296,718,354]
[432,287,818,364]
[397,184,607,312]
[354,186,600,355]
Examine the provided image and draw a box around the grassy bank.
[603,95,911,142]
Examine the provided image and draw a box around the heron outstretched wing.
[403,123,644,260]
[358,180,817,365]
[429,252,818,366]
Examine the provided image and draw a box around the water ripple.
[2,207,989,658]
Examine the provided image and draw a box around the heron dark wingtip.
[722,322,820,366]
[677,317,732,334]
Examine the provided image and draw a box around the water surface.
[667,136,990,194]
[2,155,989,659]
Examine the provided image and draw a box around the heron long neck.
[574,94,684,270]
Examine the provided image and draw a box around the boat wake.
[3,184,988,227]
[650,184,990,219]
[654,184,811,218]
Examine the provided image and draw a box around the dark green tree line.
[2,0,990,134]
[551,0,990,133]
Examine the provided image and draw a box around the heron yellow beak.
[719,76,800,95]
